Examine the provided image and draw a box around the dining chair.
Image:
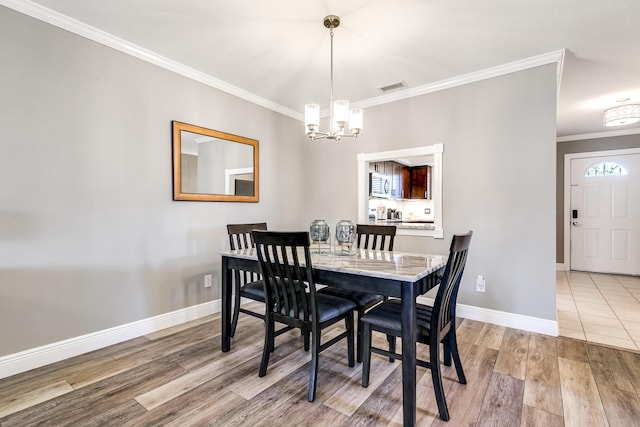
[318,224,396,363]
[252,230,356,402]
[360,231,472,421]
[227,222,268,337]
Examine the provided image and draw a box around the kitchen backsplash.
[368,198,434,221]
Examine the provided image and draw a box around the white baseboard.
[556,263,567,271]
[0,300,219,380]
[417,297,558,337]
[1,297,558,380]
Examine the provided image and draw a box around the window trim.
[357,144,444,239]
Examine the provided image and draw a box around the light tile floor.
[557,270,640,351]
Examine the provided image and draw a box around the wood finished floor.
[2,306,640,426]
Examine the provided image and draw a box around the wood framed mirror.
[172,121,259,202]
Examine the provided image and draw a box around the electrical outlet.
[424,208,431,214]
[476,275,485,292]
[204,274,212,288]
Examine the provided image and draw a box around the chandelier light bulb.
[349,108,363,134]
[305,103,320,135]
[333,100,349,127]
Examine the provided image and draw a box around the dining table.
[220,246,446,427]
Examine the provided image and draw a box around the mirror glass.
[172,121,259,202]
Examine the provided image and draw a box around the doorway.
[560,148,640,347]
[564,148,640,275]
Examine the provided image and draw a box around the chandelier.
[305,15,363,141]
[603,97,640,127]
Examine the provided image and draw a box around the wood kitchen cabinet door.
[400,166,410,199]
[370,161,386,174]
[410,165,432,199]
[390,162,400,198]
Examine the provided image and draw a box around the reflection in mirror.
[172,121,259,202]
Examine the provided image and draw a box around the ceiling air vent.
[378,81,407,93]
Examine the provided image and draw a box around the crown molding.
[557,127,640,142]
[352,49,566,110]
[0,0,303,121]
[3,0,565,123]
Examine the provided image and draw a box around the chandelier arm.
[310,133,358,141]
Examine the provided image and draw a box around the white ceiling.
[7,0,640,139]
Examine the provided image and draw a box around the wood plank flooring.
[2,307,640,426]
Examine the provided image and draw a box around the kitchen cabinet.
[410,165,432,199]
[370,161,388,174]
[400,166,411,199]
[387,161,408,198]
[391,162,411,198]
[382,161,393,176]
[389,162,399,198]
[370,161,413,199]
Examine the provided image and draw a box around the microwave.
[370,172,391,198]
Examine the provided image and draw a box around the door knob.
[571,221,582,227]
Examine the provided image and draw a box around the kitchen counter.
[369,218,435,230]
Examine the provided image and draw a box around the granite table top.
[221,248,446,283]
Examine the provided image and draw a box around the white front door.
[570,153,640,275]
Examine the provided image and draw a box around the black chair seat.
[240,280,265,302]
[304,294,356,323]
[360,299,433,339]
[271,280,357,322]
[318,287,383,308]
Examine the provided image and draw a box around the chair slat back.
[227,223,267,286]
[356,224,397,251]
[431,231,473,342]
[253,231,316,324]
[227,223,267,250]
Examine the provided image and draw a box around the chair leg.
[259,317,274,377]
[361,323,372,388]
[346,313,355,367]
[268,321,275,353]
[230,275,241,337]
[308,329,321,402]
[430,340,450,421]
[448,332,467,384]
[443,339,452,366]
[356,309,364,363]
[387,335,396,362]
[303,331,310,351]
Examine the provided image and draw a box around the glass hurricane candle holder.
[335,219,356,256]
[310,219,331,254]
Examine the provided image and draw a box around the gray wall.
[0,7,305,357]
[556,134,640,263]
[302,65,558,320]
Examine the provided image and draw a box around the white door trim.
[563,147,640,271]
